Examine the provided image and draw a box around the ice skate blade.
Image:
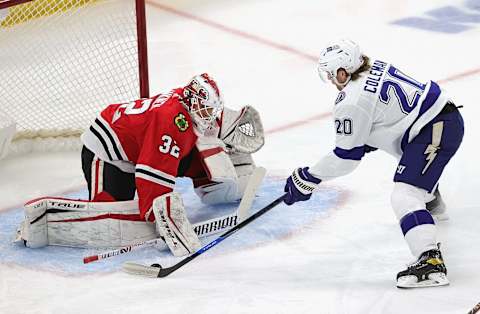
[397,273,449,289]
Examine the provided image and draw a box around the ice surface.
[1,0,479,313]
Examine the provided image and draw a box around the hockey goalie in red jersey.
[80,75,212,219]
[16,73,265,257]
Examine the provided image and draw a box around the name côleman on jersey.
[363,60,388,93]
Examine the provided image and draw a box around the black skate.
[396,248,449,288]
[426,189,448,221]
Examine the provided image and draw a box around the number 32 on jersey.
[159,134,180,158]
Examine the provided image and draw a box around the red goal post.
[0,0,149,156]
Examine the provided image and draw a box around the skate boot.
[396,248,449,288]
[426,189,448,221]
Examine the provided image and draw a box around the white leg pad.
[15,199,49,248]
[16,197,156,248]
[153,192,201,257]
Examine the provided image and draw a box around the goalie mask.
[183,73,224,133]
[317,39,364,87]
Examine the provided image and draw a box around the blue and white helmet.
[317,39,364,85]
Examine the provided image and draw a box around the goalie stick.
[122,193,285,278]
[83,211,240,264]
[83,167,266,264]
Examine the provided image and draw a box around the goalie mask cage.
[0,0,149,155]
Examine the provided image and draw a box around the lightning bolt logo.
[422,121,444,174]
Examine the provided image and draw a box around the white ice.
[1,0,480,313]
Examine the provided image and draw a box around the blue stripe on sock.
[400,209,435,236]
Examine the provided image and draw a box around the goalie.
[16,73,265,257]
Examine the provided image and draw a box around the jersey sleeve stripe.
[89,125,113,160]
[405,81,446,144]
[136,164,176,181]
[95,117,129,161]
[94,118,123,160]
[333,146,366,160]
[135,164,176,188]
[136,170,175,189]
[418,81,441,117]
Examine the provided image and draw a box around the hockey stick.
[83,167,266,264]
[468,302,480,314]
[83,211,241,264]
[122,194,285,278]
[83,238,162,264]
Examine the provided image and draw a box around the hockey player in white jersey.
[283,39,464,288]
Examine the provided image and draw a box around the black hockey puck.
[151,263,163,269]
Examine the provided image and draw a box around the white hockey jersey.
[310,59,450,181]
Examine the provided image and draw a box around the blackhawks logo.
[174,113,189,132]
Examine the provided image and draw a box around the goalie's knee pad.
[153,192,201,257]
[195,152,255,205]
[195,179,240,205]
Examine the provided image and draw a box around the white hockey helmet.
[317,39,364,85]
[183,73,224,132]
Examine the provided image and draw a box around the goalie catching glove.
[284,167,322,205]
[220,106,264,154]
[152,192,201,256]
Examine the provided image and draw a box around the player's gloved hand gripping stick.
[284,167,321,205]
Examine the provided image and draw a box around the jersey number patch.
[335,118,353,135]
[379,66,426,114]
[159,135,180,158]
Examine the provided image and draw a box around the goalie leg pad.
[153,192,201,257]
[15,199,49,248]
[16,197,156,248]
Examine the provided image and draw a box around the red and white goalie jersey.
[81,89,197,221]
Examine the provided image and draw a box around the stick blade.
[122,262,161,278]
[237,166,266,222]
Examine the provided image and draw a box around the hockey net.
[0,0,149,157]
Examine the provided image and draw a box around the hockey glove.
[284,167,321,205]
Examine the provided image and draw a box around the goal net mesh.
[0,0,148,154]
